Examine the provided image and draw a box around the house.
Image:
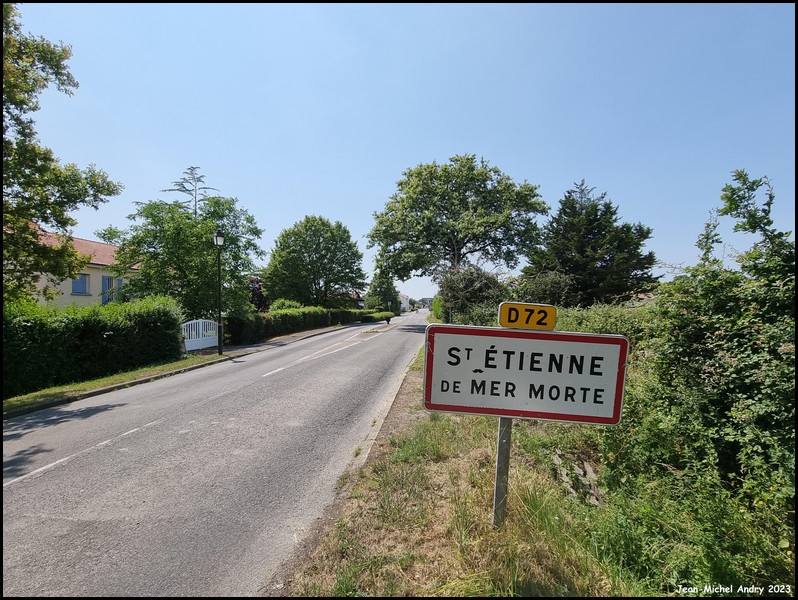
[398,292,411,312]
[37,231,136,308]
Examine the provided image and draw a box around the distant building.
[419,297,435,309]
[399,293,410,312]
[37,231,137,308]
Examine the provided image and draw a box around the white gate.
[182,319,219,351]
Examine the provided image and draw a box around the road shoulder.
[258,361,426,596]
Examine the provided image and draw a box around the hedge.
[3,296,184,399]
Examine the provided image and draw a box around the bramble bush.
[598,170,794,589]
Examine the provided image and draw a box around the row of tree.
[3,2,660,319]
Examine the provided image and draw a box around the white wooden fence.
[182,319,219,351]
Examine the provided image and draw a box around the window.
[101,275,114,304]
[101,277,126,304]
[72,273,89,295]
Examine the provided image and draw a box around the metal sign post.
[492,416,513,527]
[494,302,556,527]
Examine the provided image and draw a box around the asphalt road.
[3,310,429,597]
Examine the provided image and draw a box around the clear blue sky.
[17,3,795,302]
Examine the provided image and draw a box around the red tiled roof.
[38,229,137,269]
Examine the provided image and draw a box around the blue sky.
[17,3,795,301]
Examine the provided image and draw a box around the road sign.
[423,324,628,425]
[498,301,557,330]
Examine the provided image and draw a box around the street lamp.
[212,229,224,355]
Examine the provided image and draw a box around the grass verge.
[287,348,650,597]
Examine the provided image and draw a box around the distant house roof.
[38,228,137,269]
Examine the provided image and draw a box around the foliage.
[556,302,655,347]
[364,267,401,314]
[160,165,218,217]
[360,311,394,324]
[437,265,507,324]
[523,180,659,307]
[224,308,268,345]
[248,276,270,311]
[648,171,794,506]
[270,298,303,311]
[367,154,548,282]
[431,296,446,322]
[3,296,183,398]
[262,306,329,336]
[598,169,795,589]
[97,195,264,320]
[262,215,366,307]
[226,306,370,344]
[2,3,123,302]
[507,270,579,307]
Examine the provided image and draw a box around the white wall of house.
[399,293,411,312]
[38,265,127,308]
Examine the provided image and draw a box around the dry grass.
[266,350,645,597]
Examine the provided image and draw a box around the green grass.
[3,353,225,415]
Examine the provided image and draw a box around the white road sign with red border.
[423,324,629,425]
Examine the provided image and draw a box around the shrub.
[361,311,394,324]
[269,298,304,311]
[3,296,183,398]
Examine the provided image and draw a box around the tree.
[160,166,218,217]
[507,270,579,307]
[2,3,123,302]
[437,265,507,325]
[367,154,547,282]
[364,267,401,313]
[97,196,264,319]
[262,216,366,307]
[523,180,658,307]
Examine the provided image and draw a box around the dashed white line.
[3,420,160,488]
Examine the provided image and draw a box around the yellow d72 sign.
[498,302,557,330]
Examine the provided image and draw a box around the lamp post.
[212,229,224,355]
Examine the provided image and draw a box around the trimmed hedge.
[225,308,376,344]
[360,311,395,324]
[3,296,184,399]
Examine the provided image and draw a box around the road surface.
[3,311,428,597]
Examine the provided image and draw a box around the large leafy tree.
[367,154,547,282]
[523,180,658,306]
[3,3,123,302]
[97,196,264,319]
[262,216,366,307]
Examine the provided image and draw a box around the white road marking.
[261,332,382,378]
[3,421,160,488]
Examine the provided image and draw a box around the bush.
[509,270,579,307]
[431,296,446,322]
[225,308,268,345]
[596,171,795,590]
[557,302,656,347]
[360,311,394,324]
[3,296,184,398]
[269,298,304,311]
